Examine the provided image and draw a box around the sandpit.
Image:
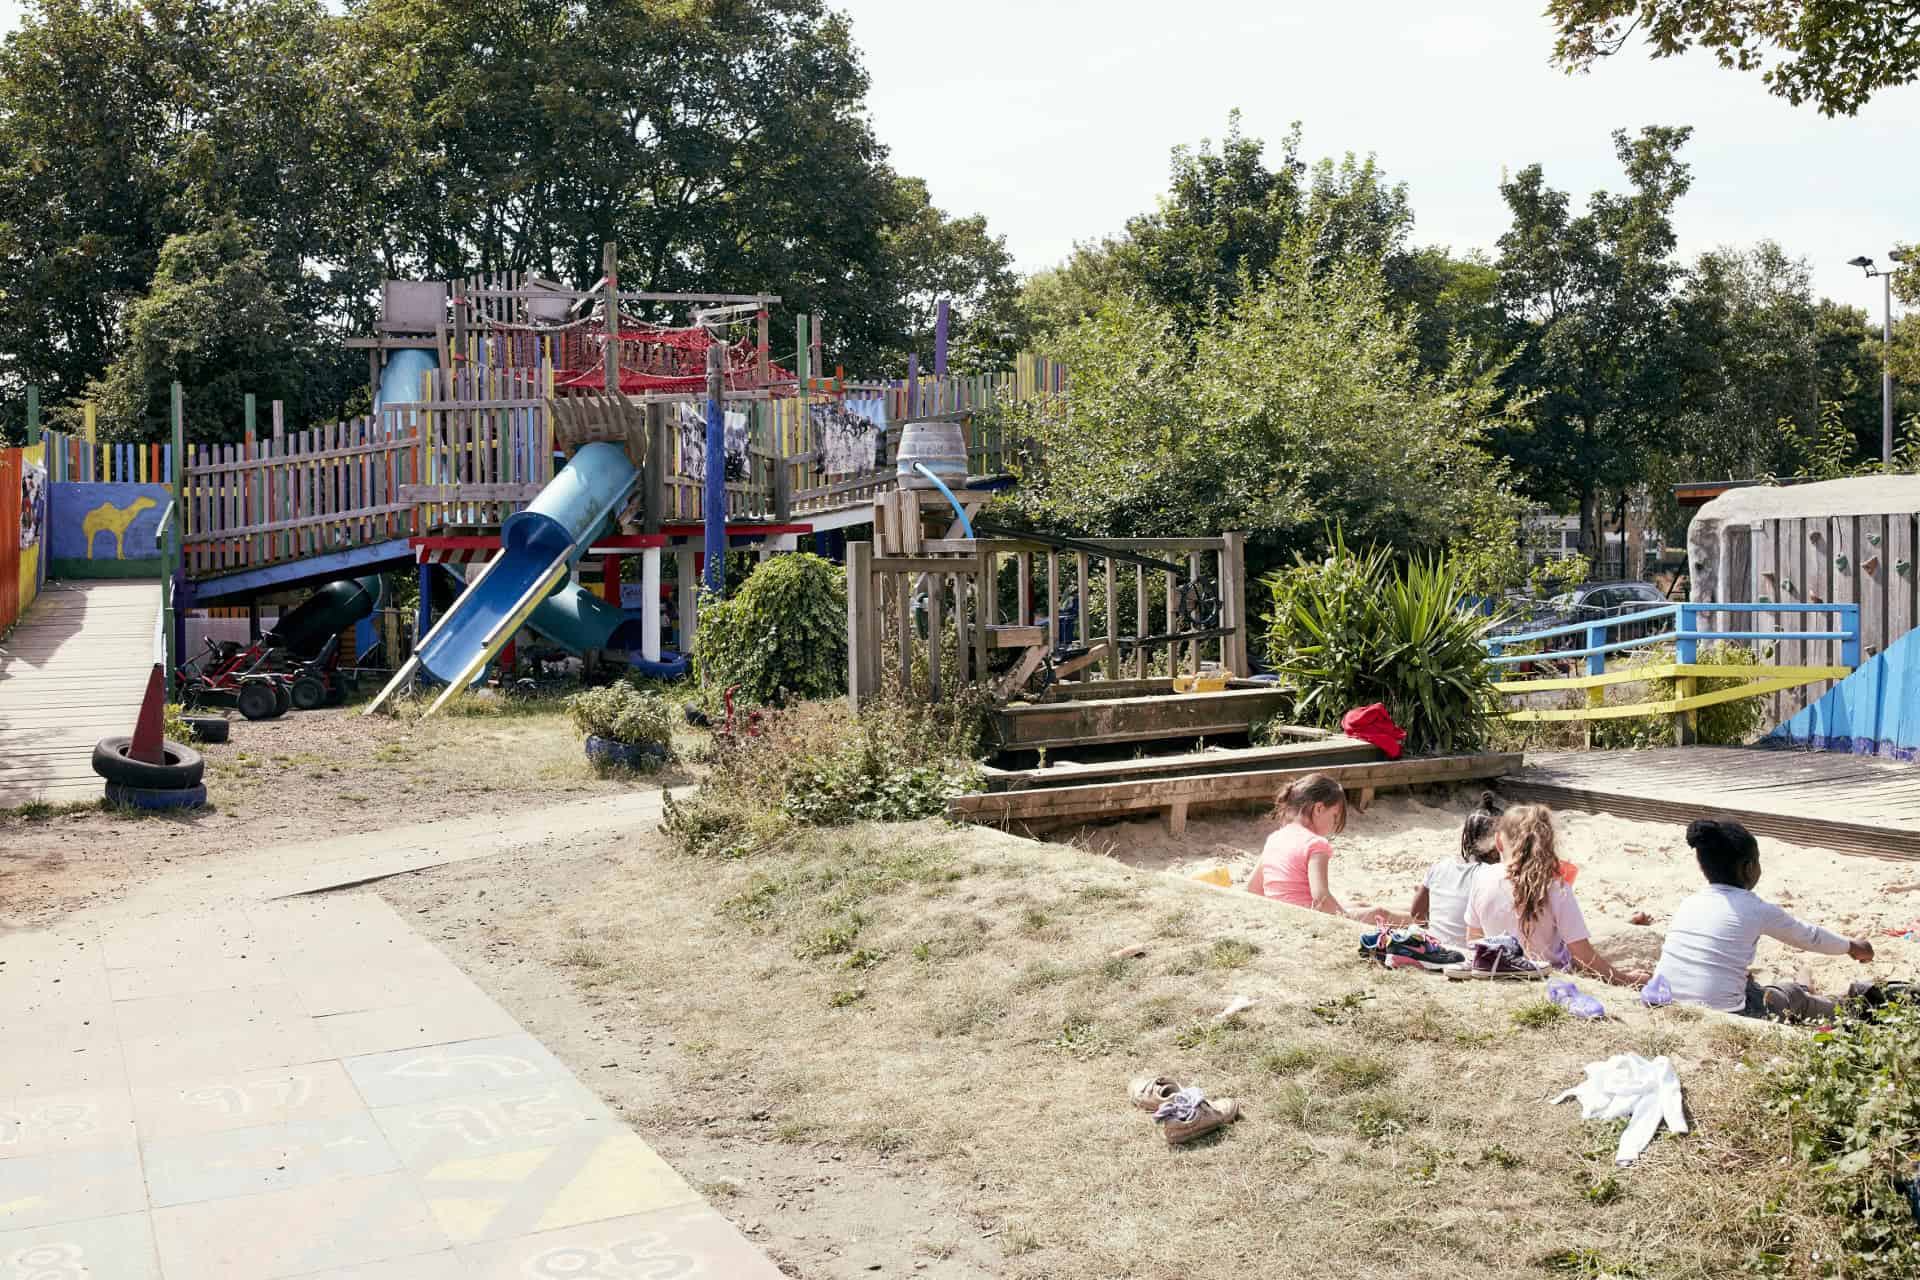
[1062,787,1920,994]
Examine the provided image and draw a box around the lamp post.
[1848,250,1907,471]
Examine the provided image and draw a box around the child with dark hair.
[1246,774,1400,924]
[1409,791,1502,947]
[1652,819,1874,1018]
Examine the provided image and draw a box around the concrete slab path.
[0,582,160,807]
[0,893,781,1278]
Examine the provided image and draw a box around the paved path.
[0,582,159,807]
[0,892,781,1278]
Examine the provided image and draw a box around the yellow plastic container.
[1191,866,1233,888]
[1171,671,1231,694]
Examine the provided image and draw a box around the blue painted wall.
[1766,624,1920,761]
[48,481,170,578]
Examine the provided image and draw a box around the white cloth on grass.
[1552,1053,1688,1165]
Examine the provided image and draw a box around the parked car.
[1488,580,1673,646]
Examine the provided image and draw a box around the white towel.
[1552,1053,1688,1165]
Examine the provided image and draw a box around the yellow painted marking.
[1494,663,1850,694]
[1503,675,1817,723]
[531,1134,697,1232]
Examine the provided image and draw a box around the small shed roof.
[1692,475,1920,525]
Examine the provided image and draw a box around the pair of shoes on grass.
[1129,1075,1241,1146]
[1359,927,1464,971]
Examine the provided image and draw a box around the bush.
[1589,642,1771,750]
[694,553,847,705]
[1761,999,1920,1277]
[1261,534,1499,754]
[164,702,194,743]
[565,683,674,749]
[661,695,988,856]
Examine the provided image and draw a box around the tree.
[878,176,1025,375]
[1548,1,1920,116]
[85,219,339,443]
[1005,233,1524,582]
[1493,126,1695,557]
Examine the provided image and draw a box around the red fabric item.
[1340,703,1406,760]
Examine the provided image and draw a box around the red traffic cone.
[128,663,167,765]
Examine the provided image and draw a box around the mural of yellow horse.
[82,495,157,560]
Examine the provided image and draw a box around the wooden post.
[975,550,991,678]
[24,385,38,446]
[757,309,770,384]
[676,548,698,653]
[1046,550,1061,657]
[1103,557,1119,680]
[1135,563,1148,679]
[1222,531,1248,676]
[934,299,950,377]
[644,402,669,532]
[703,340,726,594]
[452,278,468,360]
[602,242,620,395]
[641,546,662,663]
[847,541,875,708]
[167,382,186,686]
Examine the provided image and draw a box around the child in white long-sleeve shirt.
[1653,819,1875,1020]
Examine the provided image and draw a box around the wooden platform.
[953,752,1522,833]
[980,734,1373,791]
[996,686,1289,751]
[1502,748,1920,861]
[0,581,160,806]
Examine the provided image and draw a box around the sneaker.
[1470,936,1544,976]
[1154,1092,1241,1146]
[1360,928,1463,970]
[1129,1075,1182,1112]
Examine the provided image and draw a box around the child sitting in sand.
[1651,819,1874,1019]
[1246,774,1402,925]
[1465,804,1647,986]
[1409,791,1502,948]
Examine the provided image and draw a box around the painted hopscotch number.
[0,1102,99,1146]
[180,1072,315,1116]
[412,1091,586,1146]
[8,1241,86,1280]
[525,1234,698,1279]
[391,1052,539,1081]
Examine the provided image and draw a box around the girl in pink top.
[1246,775,1401,924]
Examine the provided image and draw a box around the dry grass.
[501,820,1841,1280]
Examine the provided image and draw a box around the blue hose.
[912,463,974,537]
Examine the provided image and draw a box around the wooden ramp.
[0,581,159,807]
[1502,748,1920,861]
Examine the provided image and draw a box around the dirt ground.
[1076,790,1920,996]
[0,697,695,927]
[373,803,1875,1280]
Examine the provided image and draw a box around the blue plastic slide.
[365,442,640,715]
[374,348,438,414]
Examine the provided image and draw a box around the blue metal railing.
[1486,601,1861,673]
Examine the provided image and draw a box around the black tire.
[91,736,204,789]
[104,780,208,811]
[184,715,230,744]
[237,682,281,721]
[271,681,292,716]
[324,676,350,706]
[290,675,328,711]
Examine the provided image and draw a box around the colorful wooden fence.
[36,428,173,484]
[1486,602,1860,745]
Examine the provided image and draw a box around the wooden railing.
[1486,602,1860,745]
[846,525,1249,705]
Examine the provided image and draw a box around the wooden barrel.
[896,420,967,490]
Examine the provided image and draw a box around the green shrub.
[164,702,195,743]
[1762,999,1920,1277]
[1261,533,1500,754]
[694,553,846,705]
[565,683,675,748]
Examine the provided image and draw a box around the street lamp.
[1849,251,1907,471]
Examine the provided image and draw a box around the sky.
[833,0,1918,312]
[0,0,1912,311]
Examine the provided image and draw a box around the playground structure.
[0,244,1064,719]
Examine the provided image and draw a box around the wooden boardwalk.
[1503,748,1920,861]
[0,581,160,807]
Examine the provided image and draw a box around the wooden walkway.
[1503,748,1920,861]
[0,581,159,807]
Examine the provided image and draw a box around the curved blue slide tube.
[374,348,437,415]
[414,442,638,686]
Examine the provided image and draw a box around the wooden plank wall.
[1739,511,1920,722]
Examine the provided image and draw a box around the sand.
[1064,787,1920,995]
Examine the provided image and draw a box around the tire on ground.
[104,780,208,811]
[184,715,230,744]
[90,736,204,789]
[271,681,293,716]
[237,682,281,720]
